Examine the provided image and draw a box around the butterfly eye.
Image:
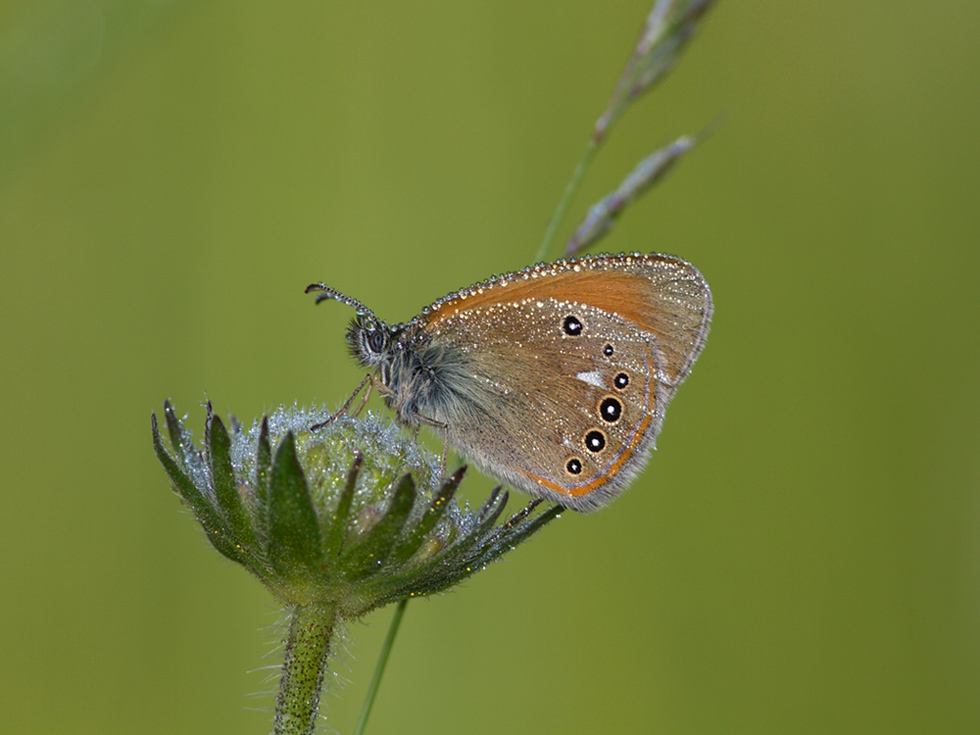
[367,330,386,354]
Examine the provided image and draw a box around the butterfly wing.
[415,253,711,511]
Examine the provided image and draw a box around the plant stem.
[353,599,409,735]
[273,602,339,735]
[536,138,600,263]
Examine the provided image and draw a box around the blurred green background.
[2,1,977,733]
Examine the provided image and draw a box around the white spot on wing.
[575,370,604,388]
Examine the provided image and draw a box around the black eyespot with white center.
[603,343,614,357]
[566,457,583,475]
[599,396,622,423]
[563,315,583,336]
[585,430,606,453]
[614,372,629,390]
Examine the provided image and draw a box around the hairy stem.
[273,602,339,735]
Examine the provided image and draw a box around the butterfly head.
[306,282,408,384]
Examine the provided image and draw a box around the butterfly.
[308,252,712,511]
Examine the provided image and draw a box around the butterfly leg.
[312,373,374,430]
[413,412,450,481]
[351,375,389,417]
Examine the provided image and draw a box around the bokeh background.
[2,1,977,733]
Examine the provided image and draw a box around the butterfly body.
[310,252,711,512]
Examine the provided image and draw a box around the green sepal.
[413,488,510,589]
[205,404,256,553]
[254,415,272,507]
[342,473,416,581]
[322,454,361,560]
[361,486,509,602]
[463,487,510,544]
[267,431,324,577]
[388,466,465,567]
[162,400,188,465]
[472,499,562,567]
[152,413,248,566]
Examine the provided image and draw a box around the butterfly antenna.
[305,283,377,320]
